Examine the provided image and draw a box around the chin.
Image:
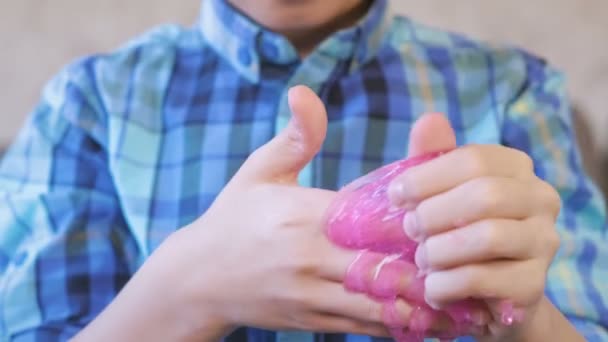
[269,15,331,32]
[276,0,315,4]
[229,0,366,33]
[263,3,353,30]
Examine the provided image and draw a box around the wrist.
[76,230,232,342]
[145,228,235,341]
[513,297,585,342]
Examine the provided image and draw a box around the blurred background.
[1,0,607,191]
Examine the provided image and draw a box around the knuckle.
[460,266,485,296]
[366,301,383,323]
[473,179,503,215]
[541,181,562,217]
[479,222,505,257]
[529,271,547,302]
[516,150,535,173]
[463,146,491,176]
[546,229,561,255]
[506,147,535,175]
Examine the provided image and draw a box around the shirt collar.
[199,0,393,83]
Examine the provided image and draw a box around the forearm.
[514,297,585,342]
[73,234,231,342]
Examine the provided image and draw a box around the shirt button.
[0,252,8,270]
[262,40,279,61]
[13,251,27,267]
[238,46,252,66]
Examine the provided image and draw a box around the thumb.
[237,85,328,183]
[407,113,457,158]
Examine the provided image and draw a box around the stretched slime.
[324,152,519,341]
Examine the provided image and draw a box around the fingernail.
[286,117,304,147]
[472,310,489,326]
[382,300,411,327]
[389,181,418,209]
[388,182,407,206]
[404,211,423,242]
[424,294,441,310]
[402,201,418,211]
[414,244,428,271]
[469,324,488,336]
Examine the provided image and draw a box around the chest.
[106,56,503,252]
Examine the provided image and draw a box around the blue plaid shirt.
[1,0,607,341]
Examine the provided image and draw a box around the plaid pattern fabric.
[1,0,607,341]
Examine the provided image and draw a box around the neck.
[282,2,372,57]
[228,1,372,58]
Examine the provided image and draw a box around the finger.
[389,145,534,206]
[314,234,360,282]
[403,177,559,241]
[323,249,489,324]
[424,260,547,310]
[406,113,457,158]
[316,247,421,294]
[306,313,390,337]
[295,186,339,222]
[317,252,492,328]
[324,159,427,254]
[236,85,328,184]
[395,312,490,339]
[415,218,542,271]
[383,301,461,333]
[442,300,492,327]
[312,282,460,333]
[336,251,424,301]
[310,281,409,324]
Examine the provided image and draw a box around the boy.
[1,0,606,341]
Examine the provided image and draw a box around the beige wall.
[2,0,607,152]
[0,0,199,145]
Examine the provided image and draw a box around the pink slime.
[325,152,521,341]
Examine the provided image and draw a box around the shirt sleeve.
[501,53,608,341]
[0,61,140,341]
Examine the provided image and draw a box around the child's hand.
[388,114,562,341]
[78,86,427,342]
[170,86,398,338]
